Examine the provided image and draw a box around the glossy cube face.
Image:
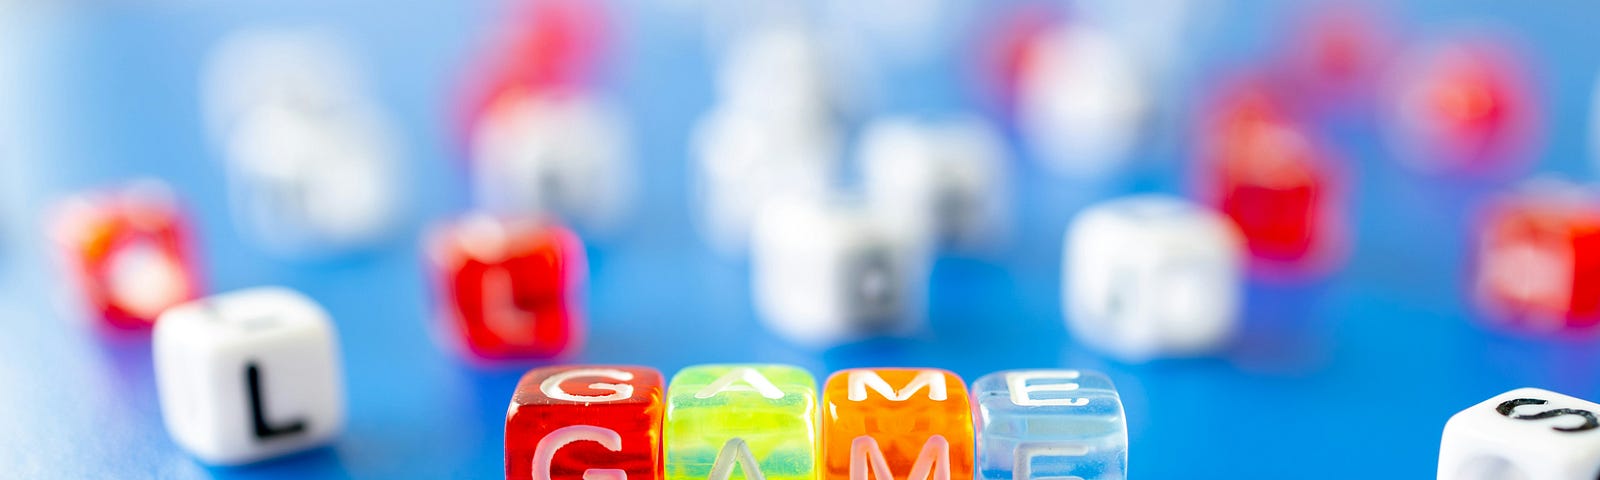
[472,89,632,231]
[664,364,818,480]
[429,215,586,359]
[751,197,926,347]
[973,370,1127,480]
[861,117,1009,249]
[49,182,202,330]
[1472,188,1600,330]
[507,366,665,480]
[153,287,345,465]
[1065,195,1243,360]
[820,368,974,480]
[1439,388,1600,479]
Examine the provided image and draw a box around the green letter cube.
[665,364,818,480]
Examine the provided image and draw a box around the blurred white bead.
[154,287,344,465]
[471,90,634,232]
[860,116,1009,250]
[1064,195,1243,361]
[750,195,926,346]
[223,102,401,254]
[203,29,403,256]
[1019,25,1151,177]
[717,26,840,124]
[201,29,366,142]
[691,105,840,256]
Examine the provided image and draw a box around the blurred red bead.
[457,0,612,151]
[1473,182,1600,331]
[1197,77,1348,278]
[506,365,663,480]
[1276,4,1392,112]
[49,182,203,330]
[974,2,1064,113]
[428,215,586,360]
[1386,36,1540,174]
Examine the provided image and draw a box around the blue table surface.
[4,0,1600,478]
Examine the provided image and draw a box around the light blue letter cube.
[973,370,1128,480]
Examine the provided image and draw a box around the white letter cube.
[861,116,1009,250]
[154,287,345,465]
[471,90,633,232]
[1064,194,1243,361]
[751,196,926,346]
[1439,387,1600,479]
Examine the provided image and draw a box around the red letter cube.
[428,215,586,360]
[507,365,664,480]
[1196,77,1347,278]
[49,181,202,330]
[1473,183,1600,331]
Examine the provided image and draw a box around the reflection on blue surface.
[3,1,1600,478]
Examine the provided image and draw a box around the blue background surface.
[4,0,1600,478]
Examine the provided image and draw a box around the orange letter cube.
[821,368,974,480]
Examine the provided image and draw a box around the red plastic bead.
[1387,37,1539,174]
[457,0,610,150]
[1473,184,1600,331]
[428,215,585,360]
[506,365,664,480]
[49,182,202,330]
[1196,77,1347,277]
[1277,4,1392,111]
[975,3,1064,112]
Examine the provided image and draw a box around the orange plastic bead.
[820,368,974,480]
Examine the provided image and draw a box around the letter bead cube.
[428,215,586,360]
[861,116,1010,249]
[973,370,1128,480]
[471,89,633,231]
[665,364,818,480]
[751,196,928,347]
[1198,78,1347,276]
[49,181,202,330]
[1472,183,1600,331]
[820,368,974,480]
[507,365,665,480]
[1439,388,1600,479]
[203,29,401,256]
[153,287,345,465]
[1064,195,1244,361]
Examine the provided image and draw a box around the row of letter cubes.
[140,285,1600,478]
[508,365,1128,480]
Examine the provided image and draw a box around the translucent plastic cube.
[973,370,1128,480]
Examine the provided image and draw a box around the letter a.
[707,438,766,480]
[696,368,784,400]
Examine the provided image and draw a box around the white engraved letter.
[541,368,636,402]
[696,368,784,400]
[849,435,951,480]
[1005,371,1089,407]
[848,370,947,402]
[707,438,766,480]
[532,425,629,480]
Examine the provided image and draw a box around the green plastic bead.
[665,364,818,480]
